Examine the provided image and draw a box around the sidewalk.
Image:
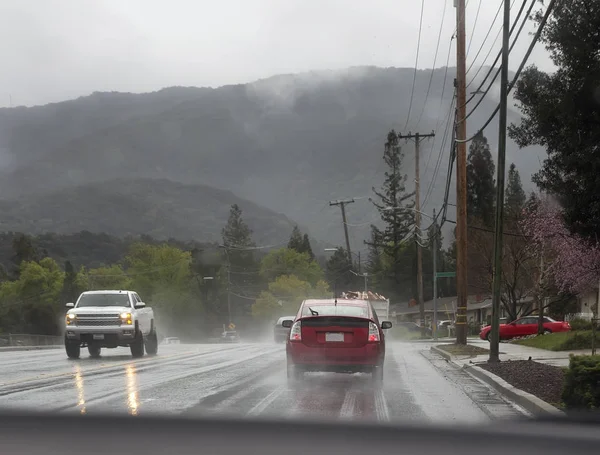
[466,339,592,367]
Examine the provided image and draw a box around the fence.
[0,333,64,347]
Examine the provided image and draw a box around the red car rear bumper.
[287,342,383,371]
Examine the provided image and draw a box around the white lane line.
[246,386,285,416]
[339,389,358,419]
[374,388,390,422]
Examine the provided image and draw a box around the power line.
[466,0,483,57]
[455,0,558,144]
[415,0,448,129]
[403,0,425,131]
[422,93,457,208]
[463,0,537,119]
[466,0,528,91]
[423,37,455,178]
[465,0,504,75]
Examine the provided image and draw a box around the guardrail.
[0,333,64,347]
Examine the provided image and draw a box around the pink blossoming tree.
[522,197,600,295]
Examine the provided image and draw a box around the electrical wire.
[455,0,557,144]
[462,0,537,120]
[466,0,504,75]
[423,36,455,178]
[422,93,457,209]
[403,0,425,131]
[415,0,447,129]
[466,0,529,91]
[466,0,483,57]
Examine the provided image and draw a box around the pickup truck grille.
[76,314,121,327]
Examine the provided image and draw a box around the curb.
[431,346,563,417]
[0,346,62,352]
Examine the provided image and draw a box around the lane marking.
[374,388,390,422]
[0,345,246,388]
[246,386,285,416]
[339,389,357,419]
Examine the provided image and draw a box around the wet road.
[0,341,527,423]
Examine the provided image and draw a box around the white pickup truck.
[64,290,158,359]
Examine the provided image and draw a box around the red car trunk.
[300,317,369,348]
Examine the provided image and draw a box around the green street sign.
[436,271,456,278]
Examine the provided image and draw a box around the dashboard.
[0,411,598,455]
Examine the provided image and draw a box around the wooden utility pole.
[455,0,468,345]
[489,0,511,362]
[398,131,434,336]
[330,199,355,264]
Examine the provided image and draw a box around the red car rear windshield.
[301,305,369,318]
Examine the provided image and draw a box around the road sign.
[436,271,456,278]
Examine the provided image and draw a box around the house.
[393,295,535,326]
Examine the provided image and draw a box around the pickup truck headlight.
[120,312,133,325]
[66,314,76,325]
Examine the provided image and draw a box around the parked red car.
[479,316,571,341]
[283,299,392,381]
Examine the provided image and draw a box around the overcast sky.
[0,0,553,108]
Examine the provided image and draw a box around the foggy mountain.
[0,178,305,247]
[0,66,544,247]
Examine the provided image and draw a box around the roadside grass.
[436,343,489,356]
[514,331,596,351]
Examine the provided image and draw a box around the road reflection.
[125,364,139,416]
[73,364,86,415]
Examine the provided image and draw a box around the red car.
[282,298,392,382]
[479,315,571,341]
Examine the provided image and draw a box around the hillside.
[0,231,214,271]
[0,178,307,247]
[0,66,544,246]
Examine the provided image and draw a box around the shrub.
[559,331,595,350]
[568,318,594,331]
[562,355,600,410]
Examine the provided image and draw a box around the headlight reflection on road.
[73,364,86,415]
[125,364,139,416]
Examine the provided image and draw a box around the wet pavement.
[0,341,527,423]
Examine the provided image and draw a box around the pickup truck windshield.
[77,294,131,308]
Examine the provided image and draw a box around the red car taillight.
[368,322,380,342]
[289,321,302,341]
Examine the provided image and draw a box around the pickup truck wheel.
[144,330,158,356]
[130,331,145,358]
[88,345,101,358]
[65,337,80,360]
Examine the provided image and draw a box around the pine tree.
[505,163,526,220]
[466,132,496,227]
[301,234,315,261]
[368,130,415,284]
[325,248,355,294]
[288,226,303,251]
[222,204,256,282]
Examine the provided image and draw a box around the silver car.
[274,316,295,343]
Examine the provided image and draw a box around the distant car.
[283,298,392,382]
[274,316,295,343]
[479,316,571,341]
[221,331,240,343]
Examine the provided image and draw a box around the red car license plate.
[325,332,344,342]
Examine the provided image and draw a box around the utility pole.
[398,131,435,336]
[330,199,355,264]
[433,208,438,340]
[489,0,511,362]
[455,0,468,345]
